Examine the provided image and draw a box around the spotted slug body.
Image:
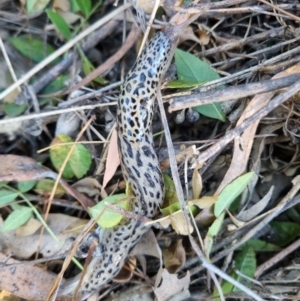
[59,28,180,299]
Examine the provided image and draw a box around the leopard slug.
[59,25,184,299]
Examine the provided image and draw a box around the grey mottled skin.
[59,29,180,299]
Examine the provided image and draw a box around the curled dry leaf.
[237,186,274,222]
[188,195,218,209]
[179,26,207,46]
[162,239,186,274]
[113,256,136,283]
[153,211,193,235]
[192,165,202,199]
[226,210,245,228]
[195,29,210,45]
[53,0,70,11]
[194,206,215,228]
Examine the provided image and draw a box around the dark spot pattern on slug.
[68,30,177,297]
[136,150,143,167]
[144,172,155,188]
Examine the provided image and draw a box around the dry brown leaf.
[237,186,274,222]
[154,268,190,301]
[0,252,63,300]
[195,29,210,45]
[53,0,70,11]
[188,195,218,209]
[151,211,193,235]
[179,26,207,46]
[162,239,186,274]
[102,129,120,190]
[15,218,42,237]
[131,229,162,260]
[170,211,193,235]
[226,210,245,228]
[0,155,56,182]
[113,256,136,283]
[192,165,202,199]
[194,206,215,228]
[131,229,162,274]
[0,214,81,259]
[72,177,102,198]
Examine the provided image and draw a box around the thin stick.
[0,102,117,125]
[0,38,21,92]
[258,0,300,22]
[168,74,300,112]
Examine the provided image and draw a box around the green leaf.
[213,271,235,299]
[26,0,51,14]
[206,211,225,254]
[75,0,92,18]
[34,179,65,197]
[4,103,27,117]
[286,207,300,223]
[88,194,129,228]
[46,9,71,40]
[0,190,19,206]
[163,174,179,204]
[69,0,81,12]
[17,181,37,193]
[193,103,225,121]
[39,75,69,105]
[214,247,256,297]
[68,143,92,178]
[233,247,256,292]
[174,49,225,121]
[167,80,204,89]
[161,202,181,216]
[9,36,57,63]
[238,239,280,252]
[175,49,219,82]
[0,206,33,232]
[80,53,106,85]
[270,221,300,246]
[214,172,254,217]
[50,135,74,179]
[50,134,92,179]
